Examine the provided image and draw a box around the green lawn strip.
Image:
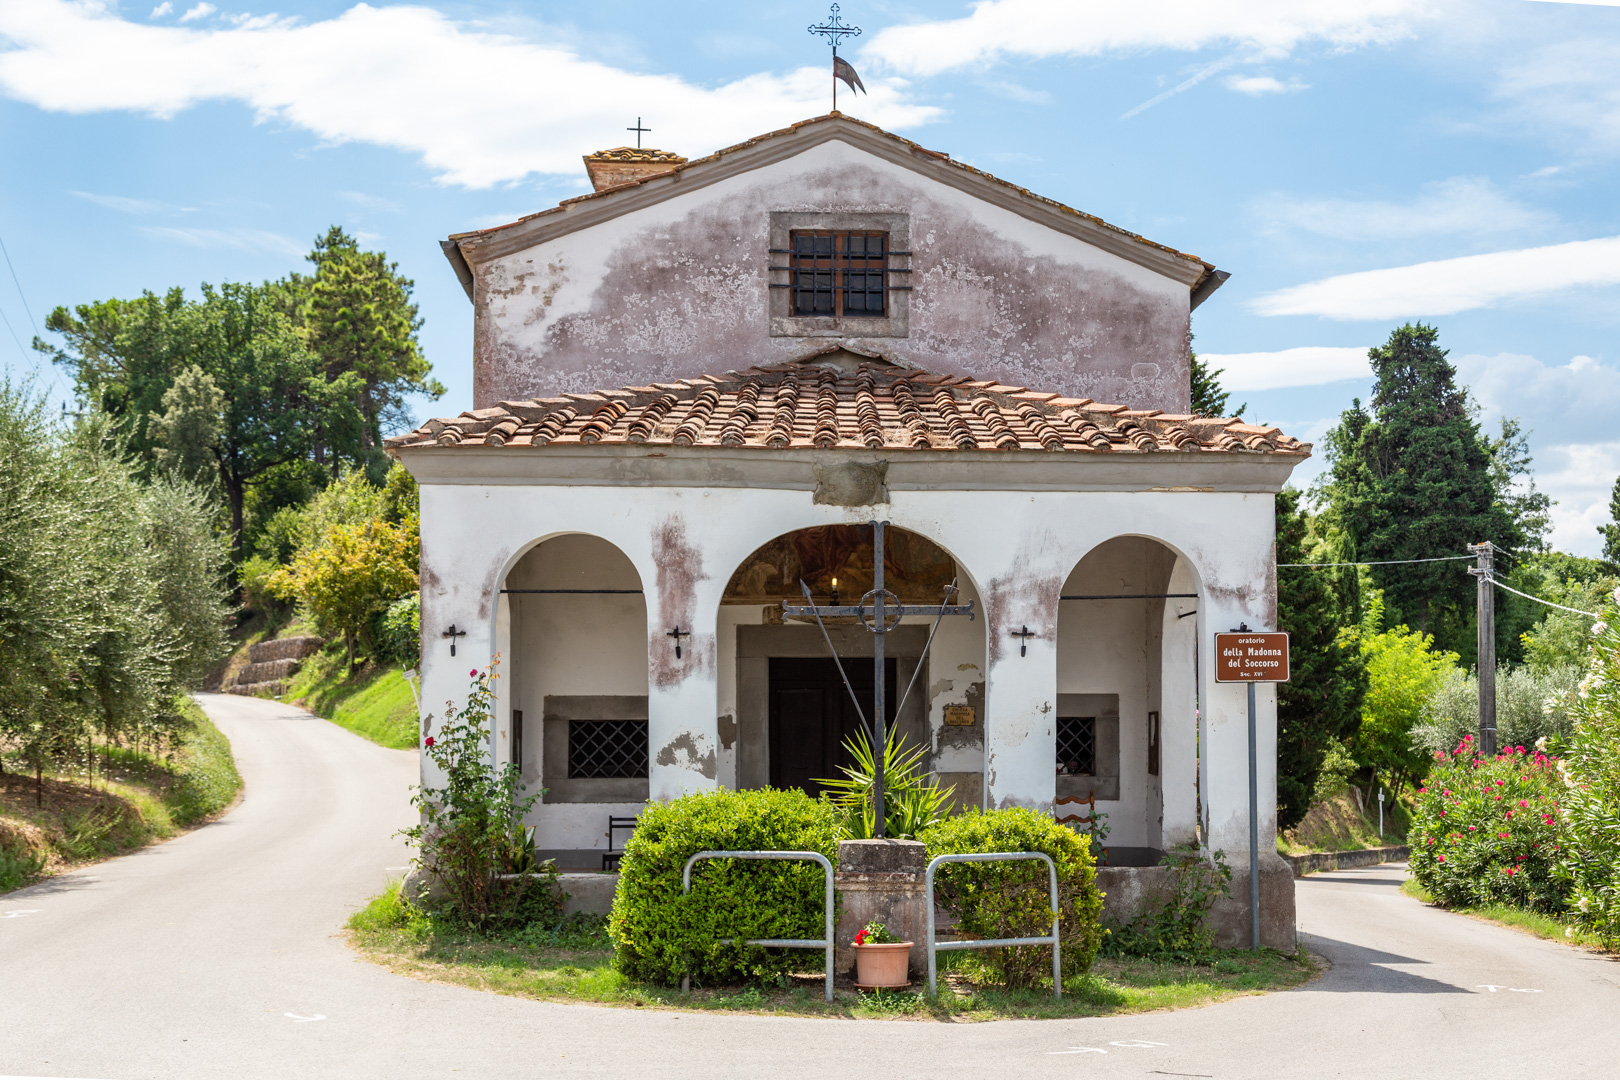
[284,651,418,749]
[345,889,1319,1020]
[1400,878,1616,953]
[0,699,242,893]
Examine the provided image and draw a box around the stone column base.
[833,839,928,978]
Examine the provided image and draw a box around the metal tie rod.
[925,852,1061,998]
[682,850,835,1002]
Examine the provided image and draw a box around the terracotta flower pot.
[853,941,913,989]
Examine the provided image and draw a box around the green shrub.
[375,591,420,667]
[402,663,556,929]
[817,728,952,839]
[0,836,47,893]
[608,787,841,987]
[1558,594,1620,946]
[1408,740,1567,913]
[166,699,243,825]
[1103,845,1232,963]
[919,807,1103,988]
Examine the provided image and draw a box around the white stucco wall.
[466,135,1197,412]
[408,453,1287,864]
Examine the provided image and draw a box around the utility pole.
[1467,542,1497,759]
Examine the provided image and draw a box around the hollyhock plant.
[1407,738,1567,913]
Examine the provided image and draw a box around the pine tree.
[1318,324,1517,662]
[1275,488,1367,831]
[1600,474,1620,566]
[1190,349,1245,418]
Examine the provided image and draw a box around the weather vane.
[808,4,865,112]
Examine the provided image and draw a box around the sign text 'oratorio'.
[1214,632,1290,683]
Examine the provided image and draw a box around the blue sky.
[2,0,1619,553]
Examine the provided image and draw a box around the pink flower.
[1468,825,1477,831]
[470,668,478,678]
[1439,855,1447,863]
[1518,800,1529,808]
[1499,832,1510,839]
[1504,867,1517,876]
[1505,811,1513,820]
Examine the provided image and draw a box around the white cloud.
[138,225,303,257]
[149,2,172,17]
[178,2,214,22]
[1251,235,1620,319]
[1120,56,1238,119]
[1197,346,1372,390]
[1225,74,1308,95]
[1494,39,1620,152]
[1526,165,1563,178]
[72,190,167,214]
[863,0,1433,77]
[0,2,940,189]
[1457,351,1620,556]
[1259,177,1555,242]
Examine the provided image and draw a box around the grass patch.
[1400,878,1617,953]
[0,698,242,894]
[285,649,417,750]
[346,886,1320,1020]
[1280,789,1410,855]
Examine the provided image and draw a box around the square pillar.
[984,630,1058,812]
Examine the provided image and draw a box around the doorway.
[768,657,896,795]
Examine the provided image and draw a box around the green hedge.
[608,788,841,986]
[168,698,244,825]
[920,807,1103,987]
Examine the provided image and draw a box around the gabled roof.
[387,349,1305,457]
[440,113,1227,307]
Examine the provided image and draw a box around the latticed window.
[568,719,648,779]
[1056,716,1095,776]
[789,230,888,317]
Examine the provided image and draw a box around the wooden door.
[768,657,895,795]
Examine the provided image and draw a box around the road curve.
[2,692,1617,1079]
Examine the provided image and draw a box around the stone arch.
[1056,533,1204,862]
[712,521,989,807]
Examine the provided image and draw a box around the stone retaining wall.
[248,636,323,664]
[1283,845,1409,877]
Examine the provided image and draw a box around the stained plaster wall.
[469,138,1192,412]
[408,456,1286,866]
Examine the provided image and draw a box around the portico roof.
[387,351,1308,458]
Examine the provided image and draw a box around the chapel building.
[391,114,1305,947]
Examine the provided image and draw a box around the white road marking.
[284,1013,326,1022]
[1111,1040,1169,1048]
[1048,1047,1107,1055]
[1477,985,1540,993]
[0,910,40,919]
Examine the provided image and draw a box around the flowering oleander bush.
[1556,590,1620,947]
[1407,738,1567,913]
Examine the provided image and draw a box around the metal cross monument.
[808,4,861,111]
[783,520,975,837]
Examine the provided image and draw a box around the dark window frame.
[567,718,649,780]
[1056,715,1096,777]
[789,229,889,318]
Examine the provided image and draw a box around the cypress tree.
[1275,488,1367,831]
[1319,324,1517,662]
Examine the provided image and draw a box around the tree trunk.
[35,758,44,808]
[223,468,246,560]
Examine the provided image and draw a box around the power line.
[1277,554,1476,568]
[1489,577,1601,619]
[0,299,28,361]
[0,232,38,334]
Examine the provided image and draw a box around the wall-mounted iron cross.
[667,625,691,659]
[627,117,650,148]
[1010,625,1035,657]
[442,624,467,656]
[783,520,975,837]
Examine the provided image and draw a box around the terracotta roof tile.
[387,357,1310,458]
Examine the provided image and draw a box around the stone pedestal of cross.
[783,520,975,837]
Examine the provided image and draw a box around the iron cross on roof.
[626,117,651,148]
[782,519,974,837]
[808,3,862,110]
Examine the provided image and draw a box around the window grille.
[568,719,648,779]
[789,230,888,317]
[1056,716,1095,776]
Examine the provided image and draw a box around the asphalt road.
[2,692,1617,1080]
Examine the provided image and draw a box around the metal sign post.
[783,520,974,837]
[1214,626,1291,951]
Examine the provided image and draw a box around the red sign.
[1215,632,1290,683]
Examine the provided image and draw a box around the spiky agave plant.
[816,725,955,840]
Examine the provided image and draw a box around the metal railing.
[925,852,1061,998]
[681,850,835,1002]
